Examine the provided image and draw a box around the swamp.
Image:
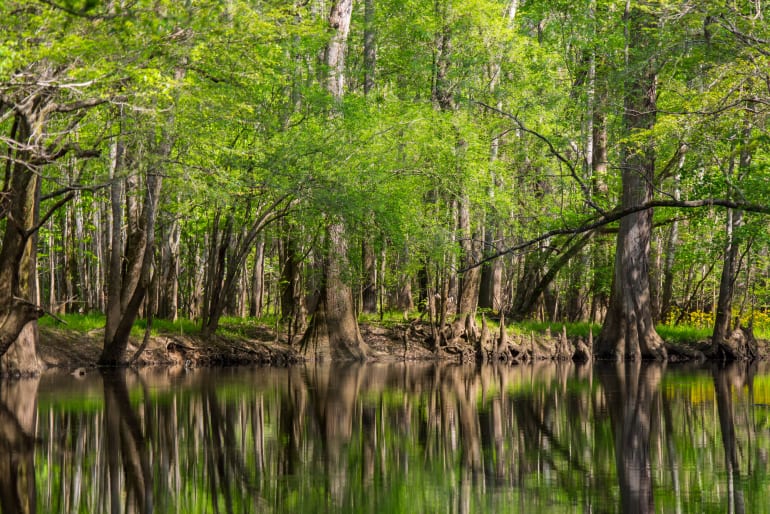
[3,0,770,512]
[2,361,769,513]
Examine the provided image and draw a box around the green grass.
[510,320,600,340]
[358,310,411,328]
[37,311,722,347]
[38,312,106,332]
[656,324,711,343]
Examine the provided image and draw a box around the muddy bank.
[35,321,770,373]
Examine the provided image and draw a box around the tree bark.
[100,172,162,365]
[158,214,181,321]
[361,238,378,314]
[249,236,265,317]
[596,2,665,361]
[100,132,164,365]
[713,117,751,354]
[456,193,482,333]
[0,115,43,375]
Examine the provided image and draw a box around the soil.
[36,321,447,372]
[34,320,770,373]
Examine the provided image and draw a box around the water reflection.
[103,371,152,514]
[0,378,38,514]
[713,362,754,514]
[4,361,770,513]
[598,362,662,514]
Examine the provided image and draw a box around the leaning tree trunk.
[596,1,665,361]
[100,139,163,365]
[0,115,43,376]
[201,194,292,336]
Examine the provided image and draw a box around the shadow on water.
[2,360,770,513]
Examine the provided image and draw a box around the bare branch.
[473,100,607,216]
[462,198,770,271]
[25,192,75,238]
[41,181,111,201]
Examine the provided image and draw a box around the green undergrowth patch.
[38,312,105,332]
[133,317,201,336]
[480,316,714,346]
[358,310,411,328]
[39,311,724,348]
[655,324,711,344]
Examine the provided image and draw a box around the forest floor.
[36,319,770,373]
[36,321,438,372]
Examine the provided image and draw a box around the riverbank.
[34,318,770,374]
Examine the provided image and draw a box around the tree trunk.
[360,0,379,316]
[100,140,163,365]
[363,0,376,96]
[158,215,180,320]
[300,0,367,360]
[249,236,265,317]
[713,117,751,354]
[509,234,593,321]
[478,228,503,312]
[279,234,306,333]
[361,238,377,314]
[596,2,665,361]
[301,224,368,360]
[455,193,482,334]
[659,175,681,323]
[0,115,43,375]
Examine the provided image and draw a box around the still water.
[2,361,769,513]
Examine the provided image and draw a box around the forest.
[1,0,770,374]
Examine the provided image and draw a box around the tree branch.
[461,198,770,272]
[473,100,607,216]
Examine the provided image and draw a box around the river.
[1,361,768,513]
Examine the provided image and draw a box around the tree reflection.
[598,361,663,514]
[102,370,153,514]
[15,361,770,513]
[713,362,754,514]
[0,378,38,514]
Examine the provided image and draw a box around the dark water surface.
[2,361,769,513]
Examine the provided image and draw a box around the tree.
[596,1,666,361]
[0,56,104,374]
[301,0,369,361]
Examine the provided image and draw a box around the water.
[2,361,769,513]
